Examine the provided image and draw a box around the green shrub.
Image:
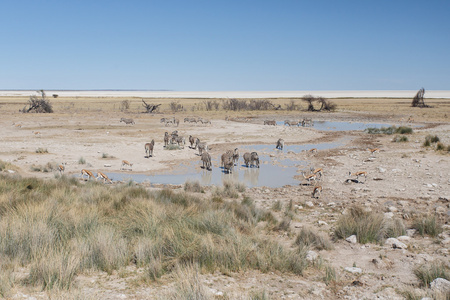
[78,157,86,164]
[366,126,413,135]
[436,142,445,151]
[35,148,48,153]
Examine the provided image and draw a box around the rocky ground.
[0,100,449,299]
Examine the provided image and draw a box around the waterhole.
[276,120,394,131]
[104,140,345,188]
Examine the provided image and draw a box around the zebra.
[284,120,299,126]
[184,117,197,123]
[174,136,185,148]
[221,150,233,168]
[200,118,211,125]
[173,117,180,127]
[189,135,197,149]
[276,138,284,150]
[195,138,208,156]
[145,140,155,157]
[164,132,170,147]
[243,152,260,168]
[264,120,276,126]
[302,118,313,127]
[120,118,135,125]
[223,156,234,174]
[161,118,173,126]
[232,148,239,166]
[201,151,212,171]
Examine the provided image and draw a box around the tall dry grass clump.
[0,174,308,292]
[295,227,333,250]
[413,261,450,287]
[334,206,385,244]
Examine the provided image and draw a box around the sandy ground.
[0,96,449,299]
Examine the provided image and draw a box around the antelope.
[276,138,284,150]
[145,140,155,157]
[32,131,41,136]
[309,148,317,153]
[407,116,414,123]
[15,124,22,128]
[121,160,133,170]
[301,171,317,184]
[201,151,212,171]
[96,172,113,184]
[312,186,323,199]
[81,169,95,181]
[368,148,380,156]
[349,171,367,181]
[58,164,65,174]
[310,167,323,178]
[120,118,135,125]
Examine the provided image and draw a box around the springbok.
[349,171,367,181]
[81,169,95,181]
[312,186,323,198]
[121,160,133,170]
[96,172,113,184]
[301,171,317,184]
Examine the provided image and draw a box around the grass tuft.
[392,135,409,142]
[184,180,204,193]
[295,227,333,250]
[78,157,86,164]
[334,206,385,244]
[413,215,443,237]
[413,261,449,287]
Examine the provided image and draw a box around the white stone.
[406,229,416,237]
[344,267,362,274]
[305,201,314,207]
[346,235,357,244]
[327,202,336,207]
[378,167,386,173]
[318,220,328,226]
[306,250,318,262]
[385,238,407,249]
[430,278,450,293]
[384,212,394,219]
[7,169,15,173]
[104,164,112,167]
[397,236,411,242]
[388,206,398,212]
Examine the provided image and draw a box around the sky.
[1,0,449,91]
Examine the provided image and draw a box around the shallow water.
[104,140,346,188]
[276,120,393,131]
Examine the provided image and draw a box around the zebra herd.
[263,118,313,127]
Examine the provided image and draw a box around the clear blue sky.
[1,0,449,91]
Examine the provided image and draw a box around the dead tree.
[22,90,53,113]
[142,99,161,113]
[411,88,428,107]
[317,97,336,111]
[302,95,316,111]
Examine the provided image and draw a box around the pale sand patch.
[1,90,450,98]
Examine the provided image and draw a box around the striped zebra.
[164,132,170,147]
[145,140,155,157]
[276,138,284,150]
[201,152,212,171]
[195,138,208,156]
[120,118,135,125]
[264,120,276,125]
[284,120,299,126]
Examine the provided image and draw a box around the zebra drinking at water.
[201,152,212,171]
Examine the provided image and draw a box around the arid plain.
[0,93,449,299]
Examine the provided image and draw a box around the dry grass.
[0,173,308,293]
[295,227,333,250]
[413,261,450,287]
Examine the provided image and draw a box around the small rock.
[392,169,402,173]
[306,250,318,262]
[406,229,417,237]
[441,238,450,245]
[318,220,328,226]
[305,201,314,208]
[378,167,386,173]
[385,238,407,249]
[295,205,303,209]
[384,212,394,219]
[7,169,15,173]
[327,202,336,207]
[104,164,112,167]
[430,278,450,293]
[397,236,411,242]
[346,235,357,244]
[388,206,398,212]
[264,189,270,194]
[344,267,362,274]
